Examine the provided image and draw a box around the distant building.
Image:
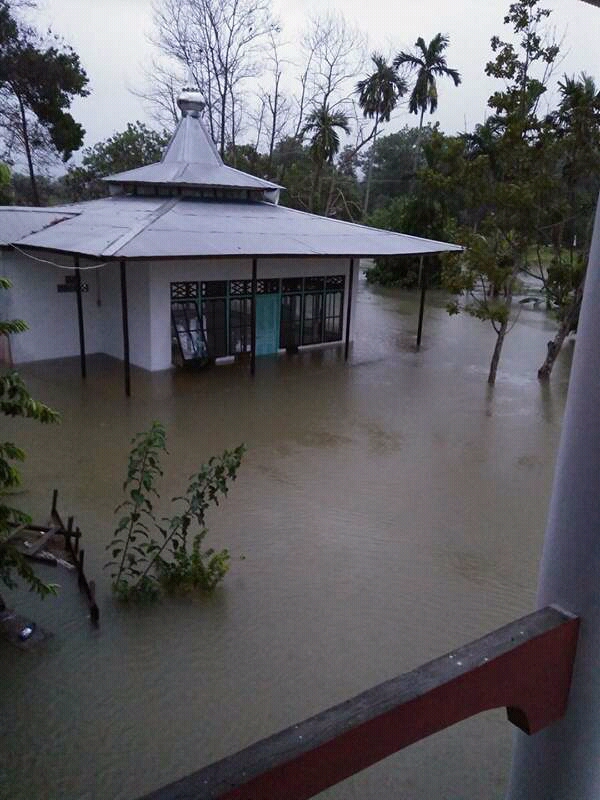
[0,90,460,391]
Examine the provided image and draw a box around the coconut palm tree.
[394,33,461,172]
[556,73,600,141]
[356,52,407,215]
[302,102,350,212]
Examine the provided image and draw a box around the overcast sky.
[33,0,600,156]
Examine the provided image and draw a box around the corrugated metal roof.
[104,112,281,193]
[0,207,78,245]
[104,160,281,191]
[162,111,222,166]
[1,92,462,262]
[11,196,462,259]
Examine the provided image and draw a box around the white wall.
[147,256,357,371]
[92,260,152,370]
[1,250,103,364]
[1,250,359,371]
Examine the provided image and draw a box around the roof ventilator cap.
[177,88,206,119]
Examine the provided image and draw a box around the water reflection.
[0,278,571,799]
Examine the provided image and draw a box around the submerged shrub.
[105,421,244,601]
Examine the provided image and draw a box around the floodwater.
[0,276,572,800]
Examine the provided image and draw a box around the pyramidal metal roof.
[103,90,281,195]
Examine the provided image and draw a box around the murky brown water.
[0,277,572,800]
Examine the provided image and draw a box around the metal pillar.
[344,258,355,362]
[74,256,86,379]
[416,256,426,348]
[250,257,257,377]
[120,260,131,397]
[506,193,600,798]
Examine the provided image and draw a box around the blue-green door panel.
[255,294,281,355]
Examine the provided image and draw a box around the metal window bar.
[171,300,208,363]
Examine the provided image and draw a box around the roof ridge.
[102,197,180,257]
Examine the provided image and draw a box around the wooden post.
[74,256,86,379]
[344,258,355,362]
[251,258,257,377]
[77,549,84,589]
[506,194,600,798]
[416,256,426,349]
[120,260,131,397]
[65,516,73,552]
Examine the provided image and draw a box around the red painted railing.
[138,605,579,800]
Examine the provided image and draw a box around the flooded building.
[0,90,460,381]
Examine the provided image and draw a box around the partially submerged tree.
[0,0,88,205]
[444,226,524,384]
[0,277,59,611]
[536,72,600,379]
[442,0,563,384]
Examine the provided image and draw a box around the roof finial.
[177,74,206,118]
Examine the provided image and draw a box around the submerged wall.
[1,250,359,372]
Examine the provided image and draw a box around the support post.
[416,256,426,349]
[74,256,86,379]
[251,257,257,377]
[120,260,131,397]
[506,193,600,799]
[344,257,355,362]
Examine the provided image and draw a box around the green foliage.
[65,122,171,200]
[0,280,60,601]
[0,0,89,204]
[442,226,524,325]
[0,160,10,203]
[106,422,245,602]
[157,533,230,594]
[394,33,461,124]
[360,126,430,210]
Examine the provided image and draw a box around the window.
[229,297,252,353]
[280,294,302,349]
[280,275,345,348]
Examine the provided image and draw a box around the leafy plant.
[106,422,245,601]
[0,277,60,609]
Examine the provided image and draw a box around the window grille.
[170,282,199,300]
[230,280,253,296]
[201,281,227,298]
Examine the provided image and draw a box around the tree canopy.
[0,277,60,610]
[65,122,171,200]
[0,0,88,204]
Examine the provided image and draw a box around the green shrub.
[106,422,244,601]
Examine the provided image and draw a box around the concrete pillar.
[506,194,600,797]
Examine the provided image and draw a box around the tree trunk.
[310,162,322,213]
[325,171,337,217]
[538,284,583,380]
[18,95,40,206]
[362,118,378,219]
[488,318,508,385]
[412,109,426,179]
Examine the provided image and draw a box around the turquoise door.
[255,293,281,355]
